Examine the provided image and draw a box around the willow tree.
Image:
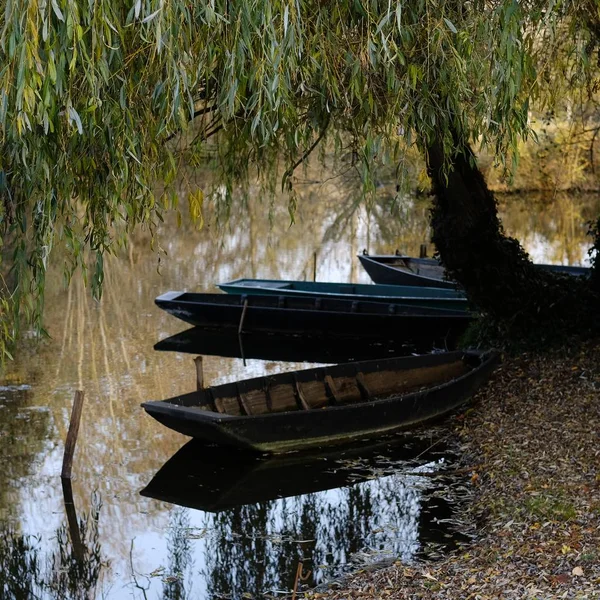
[0,0,599,355]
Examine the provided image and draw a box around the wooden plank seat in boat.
[210,358,470,416]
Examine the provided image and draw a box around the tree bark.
[425,137,595,336]
[588,217,600,293]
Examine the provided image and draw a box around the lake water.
[0,183,597,599]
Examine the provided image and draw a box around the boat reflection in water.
[142,436,466,598]
[154,327,445,363]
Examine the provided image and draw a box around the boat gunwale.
[221,291,465,304]
[217,277,466,299]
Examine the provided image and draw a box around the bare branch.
[281,117,331,191]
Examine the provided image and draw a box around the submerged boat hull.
[142,350,499,453]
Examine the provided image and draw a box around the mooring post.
[194,356,204,390]
[238,298,249,367]
[61,390,85,480]
[419,244,428,258]
[313,251,317,282]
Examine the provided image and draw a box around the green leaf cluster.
[0,0,597,357]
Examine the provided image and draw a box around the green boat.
[217,278,469,311]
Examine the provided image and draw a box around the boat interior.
[174,357,475,417]
[385,257,446,279]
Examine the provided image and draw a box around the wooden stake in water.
[238,298,249,366]
[61,390,85,480]
[194,356,204,390]
[313,251,317,282]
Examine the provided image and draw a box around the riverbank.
[305,344,600,599]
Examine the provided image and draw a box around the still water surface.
[0,186,597,599]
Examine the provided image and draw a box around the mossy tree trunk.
[587,217,600,293]
[425,138,598,338]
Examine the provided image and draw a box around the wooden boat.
[358,254,455,288]
[154,327,430,362]
[141,350,499,453]
[155,292,472,349]
[359,252,591,287]
[217,278,468,310]
[140,436,446,512]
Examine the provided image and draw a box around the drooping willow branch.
[164,103,219,143]
[589,126,600,174]
[281,117,331,191]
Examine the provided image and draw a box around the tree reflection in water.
[0,527,40,599]
[136,438,460,599]
[162,507,193,600]
[199,471,434,599]
[0,492,105,600]
[0,179,597,600]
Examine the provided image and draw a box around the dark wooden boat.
[141,350,499,453]
[359,252,591,287]
[217,278,468,310]
[154,328,430,362]
[140,437,446,513]
[358,254,455,288]
[155,292,472,348]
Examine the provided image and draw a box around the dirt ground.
[304,345,600,599]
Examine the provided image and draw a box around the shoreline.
[304,345,600,599]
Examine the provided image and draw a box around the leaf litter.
[301,344,600,599]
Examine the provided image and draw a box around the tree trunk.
[588,217,600,293]
[425,138,596,337]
